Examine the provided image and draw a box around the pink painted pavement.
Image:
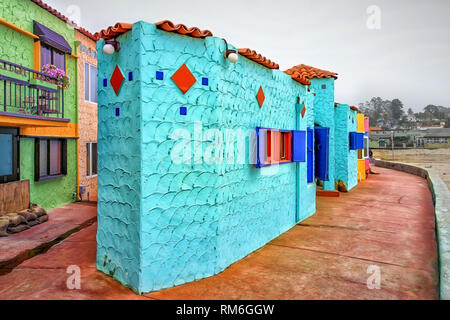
[0,167,439,299]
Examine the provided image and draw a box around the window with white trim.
[86,142,98,177]
[363,136,369,158]
[84,62,98,103]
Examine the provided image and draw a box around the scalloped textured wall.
[97,21,321,294]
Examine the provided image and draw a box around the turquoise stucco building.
[334,103,359,191]
[95,20,365,293]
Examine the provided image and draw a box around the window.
[364,136,369,158]
[35,139,67,181]
[0,128,19,183]
[256,128,295,168]
[358,149,363,160]
[86,142,98,177]
[280,131,292,161]
[41,44,65,71]
[84,63,98,103]
[265,130,291,163]
[266,130,271,160]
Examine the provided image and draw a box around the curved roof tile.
[94,23,133,40]
[31,0,96,40]
[155,20,213,38]
[285,64,338,85]
[350,105,359,111]
[238,48,279,70]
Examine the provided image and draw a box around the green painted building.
[0,0,89,209]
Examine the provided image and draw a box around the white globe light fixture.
[103,43,115,55]
[103,40,120,55]
[227,51,239,63]
[222,38,238,63]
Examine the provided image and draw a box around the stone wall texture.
[76,31,98,202]
[96,21,321,293]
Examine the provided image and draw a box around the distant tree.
[390,99,404,121]
[445,117,450,128]
[359,97,391,125]
[423,105,445,120]
[407,108,414,115]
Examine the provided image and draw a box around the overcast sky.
[45,0,450,111]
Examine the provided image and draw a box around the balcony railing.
[0,58,64,119]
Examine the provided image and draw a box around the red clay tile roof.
[94,20,213,40]
[350,105,359,111]
[30,0,96,40]
[238,48,279,70]
[155,20,212,38]
[94,23,133,40]
[284,64,338,85]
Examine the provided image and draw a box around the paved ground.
[0,167,439,299]
[0,202,97,273]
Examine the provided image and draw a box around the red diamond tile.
[171,64,196,94]
[256,86,265,108]
[110,65,124,95]
[301,105,306,117]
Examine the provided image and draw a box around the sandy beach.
[373,148,450,189]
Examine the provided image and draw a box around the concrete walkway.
[0,167,439,299]
[0,202,97,274]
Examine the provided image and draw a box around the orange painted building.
[76,30,98,201]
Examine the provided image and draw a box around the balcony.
[0,58,66,121]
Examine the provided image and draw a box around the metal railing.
[0,58,64,119]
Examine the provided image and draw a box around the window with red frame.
[264,130,291,164]
[280,131,292,161]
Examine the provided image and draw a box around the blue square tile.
[156,71,164,80]
[180,106,187,116]
[115,108,120,116]
[103,78,107,87]
[128,72,133,81]
[321,84,327,89]
[202,77,208,86]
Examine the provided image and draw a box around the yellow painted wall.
[357,113,365,133]
[357,160,366,181]
[357,113,366,181]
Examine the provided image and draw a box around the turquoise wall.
[96,29,142,291]
[297,92,316,221]
[96,21,317,293]
[310,78,335,191]
[334,104,357,191]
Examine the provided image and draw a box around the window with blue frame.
[307,128,314,183]
[349,132,364,150]
[256,127,305,168]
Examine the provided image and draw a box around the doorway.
[314,126,329,184]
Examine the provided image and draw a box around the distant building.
[370,128,450,149]
[417,128,450,148]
